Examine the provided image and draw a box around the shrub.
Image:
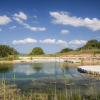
[60,48,73,53]
[30,47,45,55]
[0,45,19,57]
[8,55,14,61]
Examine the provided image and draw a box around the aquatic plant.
[0,75,100,100]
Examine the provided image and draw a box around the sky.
[0,0,100,54]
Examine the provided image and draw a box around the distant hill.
[0,45,19,57]
[77,39,100,50]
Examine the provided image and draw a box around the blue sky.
[0,0,100,54]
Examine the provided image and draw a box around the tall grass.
[0,76,100,100]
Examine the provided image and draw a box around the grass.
[0,49,100,61]
[0,75,100,100]
[56,49,100,56]
[0,55,20,61]
[0,57,8,61]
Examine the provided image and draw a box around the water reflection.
[0,64,14,73]
[32,63,43,72]
[0,62,100,99]
[14,65,36,75]
[12,63,63,77]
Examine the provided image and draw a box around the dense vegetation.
[0,45,19,57]
[30,47,45,55]
[1,39,100,58]
[60,48,73,53]
[77,39,100,50]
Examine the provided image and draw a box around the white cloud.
[13,17,23,24]
[12,38,37,45]
[13,16,46,31]
[69,40,87,45]
[39,39,56,44]
[0,15,11,25]
[13,11,27,20]
[9,26,16,29]
[61,29,69,34]
[39,39,68,47]
[25,25,46,31]
[56,40,68,47]
[0,28,2,31]
[33,15,37,18]
[50,11,100,31]
[56,40,67,44]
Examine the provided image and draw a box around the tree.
[60,48,73,53]
[77,39,100,50]
[0,45,19,57]
[30,47,45,55]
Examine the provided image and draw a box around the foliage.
[8,55,14,61]
[0,45,19,57]
[30,47,45,55]
[60,48,73,53]
[77,39,100,50]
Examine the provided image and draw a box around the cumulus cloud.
[0,28,2,31]
[13,17,23,24]
[13,15,46,31]
[9,26,16,30]
[61,29,69,34]
[12,38,37,45]
[56,40,67,44]
[69,40,87,45]
[39,39,68,47]
[39,39,56,44]
[13,11,27,20]
[0,15,11,25]
[50,11,100,31]
[56,40,68,47]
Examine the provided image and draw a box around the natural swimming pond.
[0,62,100,100]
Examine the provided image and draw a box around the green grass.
[56,49,100,55]
[19,54,57,57]
[0,49,100,61]
[0,57,8,61]
[0,55,20,61]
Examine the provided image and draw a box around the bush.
[0,45,19,57]
[8,55,14,61]
[30,47,45,55]
[60,48,73,53]
[77,39,100,50]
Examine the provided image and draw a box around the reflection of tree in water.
[32,63,43,72]
[0,64,14,73]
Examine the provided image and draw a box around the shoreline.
[78,66,100,75]
[0,56,100,64]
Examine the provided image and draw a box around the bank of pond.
[0,62,100,100]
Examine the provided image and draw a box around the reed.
[0,76,100,100]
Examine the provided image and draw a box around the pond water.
[0,62,100,99]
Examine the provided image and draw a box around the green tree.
[0,45,19,57]
[60,48,73,53]
[77,39,100,50]
[30,47,45,55]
